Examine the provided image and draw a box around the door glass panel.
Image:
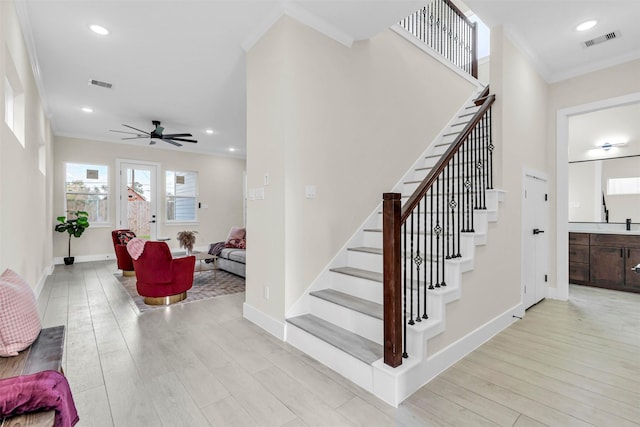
[126,167,152,239]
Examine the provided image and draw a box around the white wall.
[53,137,246,260]
[246,16,477,321]
[0,0,54,292]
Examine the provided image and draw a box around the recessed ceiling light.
[81,107,93,113]
[205,129,215,134]
[89,24,109,36]
[229,147,236,152]
[576,20,597,32]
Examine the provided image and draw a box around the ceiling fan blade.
[110,129,143,135]
[122,124,151,134]
[162,133,192,138]
[121,136,148,140]
[162,138,182,147]
[168,137,197,143]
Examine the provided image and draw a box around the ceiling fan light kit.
[110,120,198,147]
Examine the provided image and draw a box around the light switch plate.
[248,188,256,201]
[305,185,317,199]
[256,187,265,200]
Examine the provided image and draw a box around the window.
[4,77,14,131]
[166,170,198,222]
[607,177,640,195]
[65,163,109,223]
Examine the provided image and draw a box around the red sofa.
[128,240,195,305]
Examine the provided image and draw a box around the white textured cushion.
[0,269,42,357]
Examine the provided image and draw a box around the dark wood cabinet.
[569,233,590,284]
[571,232,640,293]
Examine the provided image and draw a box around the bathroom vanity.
[569,231,640,293]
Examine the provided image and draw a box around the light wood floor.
[38,261,640,426]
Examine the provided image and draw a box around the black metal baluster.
[423,195,429,319]
[456,147,462,256]
[415,202,421,323]
[481,113,487,208]
[470,127,475,232]
[403,222,408,358]
[435,177,441,288]
[409,213,415,325]
[445,163,450,260]
[441,169,447,287]
[488,107,494,189]
[429,187,434,290]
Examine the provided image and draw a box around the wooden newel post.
[383,192,402,367]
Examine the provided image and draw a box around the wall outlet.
[264,286,270,300]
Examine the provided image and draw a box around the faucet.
[627,218,632,231]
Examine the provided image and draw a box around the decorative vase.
[185,247,192,256]
[63,257,75,265]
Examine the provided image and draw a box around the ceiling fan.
[110,120,197,147]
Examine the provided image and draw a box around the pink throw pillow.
[225,226,245,243]
[0,269,42,357]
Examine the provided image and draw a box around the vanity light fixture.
[81,107,93,113]
[205,129,215,134]
[599,141,627,151]
[576,20,597,32]
[229,147,236,152]
[89,24,109,36]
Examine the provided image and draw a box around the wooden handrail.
[401,94,495,223]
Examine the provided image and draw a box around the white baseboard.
[34,263,54,298]
[243,302,286,341]
[373,302,522,406]
[53,253,115,265]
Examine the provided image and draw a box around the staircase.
[285,86,507,406]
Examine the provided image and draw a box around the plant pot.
[63,257,75,265]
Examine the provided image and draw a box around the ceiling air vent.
[584,31,618,48]
[88,79,113,89]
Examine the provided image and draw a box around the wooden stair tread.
[330,266,382,282]
[287,314,383,365]
[310,289,383,320]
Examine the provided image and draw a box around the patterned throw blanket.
[0,370,79,426]
[207,241,226,263]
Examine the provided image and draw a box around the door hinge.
[524,190,527,198]
[545,194,548,201]
[545,274,548,282]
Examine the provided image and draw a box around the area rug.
[114,268,245,313]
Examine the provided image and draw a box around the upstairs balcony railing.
[399,0,478,78]
[382,90,495,367]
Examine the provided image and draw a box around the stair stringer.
[285,85,485,320]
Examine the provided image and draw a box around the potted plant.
[55,211,90,265]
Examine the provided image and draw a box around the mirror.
[568,102,640,223]
[568,157,640,223]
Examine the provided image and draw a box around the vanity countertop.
[569,229,640,236]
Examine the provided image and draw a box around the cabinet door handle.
[620,248,623,257]
[628,249,631,258]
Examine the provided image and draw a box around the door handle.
[149,220,156,224]
[533,228,545,235]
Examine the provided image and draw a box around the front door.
[117,161,159,240]
[523,173,549,309]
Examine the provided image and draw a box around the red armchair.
[127,240,195,305]
[112,229,137,276]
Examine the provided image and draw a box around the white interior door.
[117,161,159,240]
[523,173,549,309]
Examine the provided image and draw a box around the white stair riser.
[310,297,383,344]
[330,271,383,304]
[286,324,375,393]
[347,250,383,273]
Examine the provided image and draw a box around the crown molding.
[548,49,640,83]
[502,24,552,83]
